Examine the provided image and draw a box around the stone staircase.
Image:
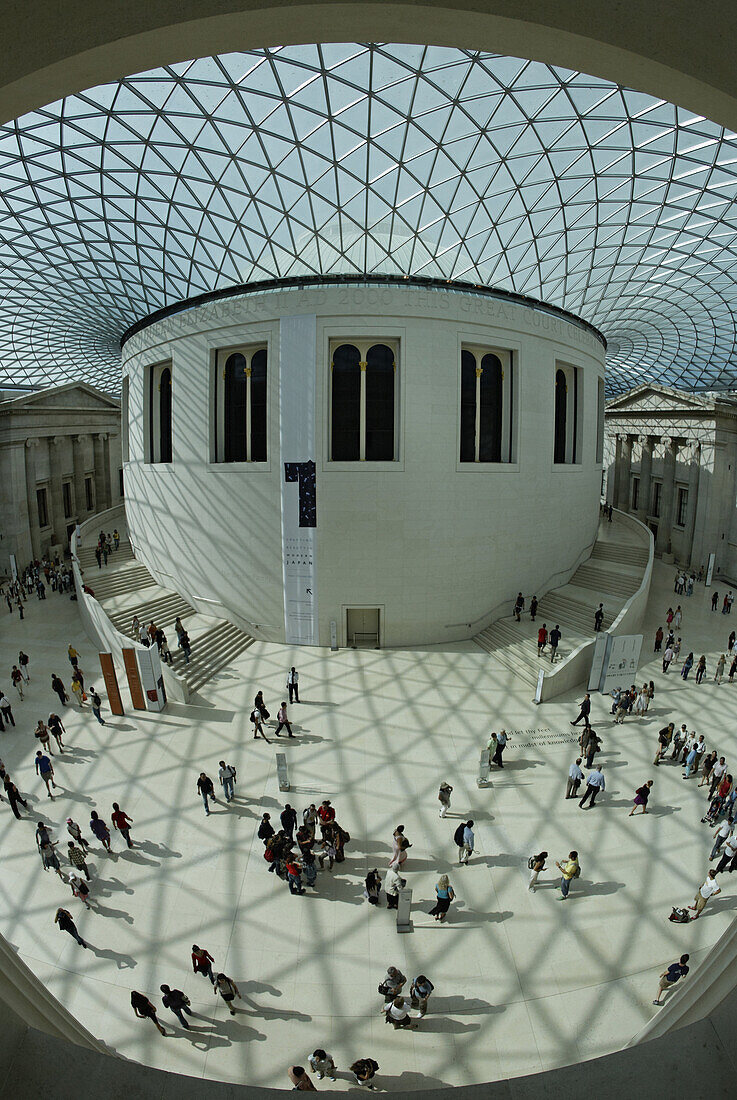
[474,519,647,687]
[76,533,255,698]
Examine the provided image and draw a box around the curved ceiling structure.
[2,44,737,394]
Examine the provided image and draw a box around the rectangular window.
[553,362,582,464]
[145,361,173,463]
[85,477,94,511]
[631,476,639,511]
[62,482,72,517]
[677,486,688,527]
[460,345,515,463]
[214,345,268,462]
[36,487,48,528]
[596,377,605,464]
[330,339,398,462]
[652,480,662,518]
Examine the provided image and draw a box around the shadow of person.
[135,840,183,858]
[579,880,626,896]
[92,901,134,922]
[445,908,514,925]
[94,875,135,896]
[87,944,136,968]
[242,980,282,997]
[118,849,159,866]
[370,1071,451,1091]
[430,995,502,1015]
[414,1018,481,1033]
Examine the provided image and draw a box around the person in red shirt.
[318,800,335,840]
[537,624,548,655]
[191,944,216,984]
[111,802,134,848]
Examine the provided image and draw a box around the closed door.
[347,608,380,648]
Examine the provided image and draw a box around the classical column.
[656,435,679,555]
[101,433,112,509]
[24,439,41,559]
[73,434,88,517]
[684,441,702,568]
[10,442,33,563]
[93,433,106,513]
[48,436,66,546]
[637,434,653,523]
[611,432,623,504]
[615,433,633,511]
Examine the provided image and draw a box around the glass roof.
[2,44,737,394]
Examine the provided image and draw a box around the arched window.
[331,343,362,461]
[159,366,172,462]
[460,345,512,462]
[365,343,395,461]
[330,339,398,462]
[215,345,268,462]
[224,353,248,462]
[554,369,567,463]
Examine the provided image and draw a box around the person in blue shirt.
[653,954,689,1005]
[579,766,605,808]
[34,750,57,798]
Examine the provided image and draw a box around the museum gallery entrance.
[346,607,381,648]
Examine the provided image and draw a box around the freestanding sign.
[135,645,166,712]
[98,653,124,715]
[589,633,644,693]
[396,887,413,933]
[122,648,146,710]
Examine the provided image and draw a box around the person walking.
[303,804,318,840]
[683,742,699,779]
[513,592,524,621]
[55,906,87,948]
[6,779,28,818]
[428,874,455,921]
[275,701,293,737]
[579,766,605,808]
[653,955,690,1005]
[218,760,236,802]
[715,831,737,873]
[89,810,112,852]
[688,869,721,918]
[51,674,69,707]
[308,1049,337,1081]
[111,803,134,848]
[654,626,664,652]
[365,868,382,905]
[350,1058,379,1089]
[69,873,92,910]
[566,758,584,799]
[287,1066,316,1091]
[695,655,707,684]
[131,991,166,1036]
[537,624,548,655]
[67,817,90,852]
[455,819,474,864]
[0,692,14,727]
[68,840,91,880]
[410,975,434,1017]
[197,772,216,814]
[280,803,298,840]
[549,624,561,662]
[287,666,300,703]
[629,780,654,816]
[714,655,726,684]
[570,694,591,729]
[48,713,65,751]
[214,972,241,1015]
[529,595,538,621]
[18,650,30,683]
[250,706,268,740]
[654,723,674,766]
[681,652,694,680]
[594,604,604,631]
[89,688,106,725]
[708,756,727,797]
[10,665,24,700]
[35,721,53,756]
[673,606,682,629]
[35,751,57,798]
[67,644,79,670]
[71,676,86,708]
[556,850,580,899]
[710,820,733,861]
[286,855,306,895]
[662,645,674,673]
[192,945,216,983]
[528,851,547,892]
[438,781,453,817]
[160,985,192,1029]
[258,813,274,844]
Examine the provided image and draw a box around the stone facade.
[0,383,122,571]
[604,384,737,577]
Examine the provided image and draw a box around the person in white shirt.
[688,870,720,919]
[218,761,236,802]
[708,757,728,797]
[710,820,732,861]
[287,666,300,704]
[565,758,584,799]
[382,997,418,1029]
[693,734,707,775]
[715,833,737,874]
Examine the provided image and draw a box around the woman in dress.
[528,852,548,892]
[429,874,455,921]
[635,687,649,717]
[629,780,654,816]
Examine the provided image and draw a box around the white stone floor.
[1,559,736,1091]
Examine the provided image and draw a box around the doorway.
[346,607,381,648]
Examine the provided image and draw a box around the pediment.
[1,382,119,412]
[606,384,712,416]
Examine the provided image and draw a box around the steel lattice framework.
[1,44,737,394]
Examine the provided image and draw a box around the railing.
[350,631,380,648]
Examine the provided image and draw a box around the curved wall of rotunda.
[122,280,606,647]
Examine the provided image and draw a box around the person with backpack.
[250,706,268,741]
[528,851,548,891]
[160,984,192,1029]
[556,850,580,899]
[438,781,453,817]
[410,975,434,1017]
[454,819,475,864]
[218,760,237,802]
[131,991,166,1036]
